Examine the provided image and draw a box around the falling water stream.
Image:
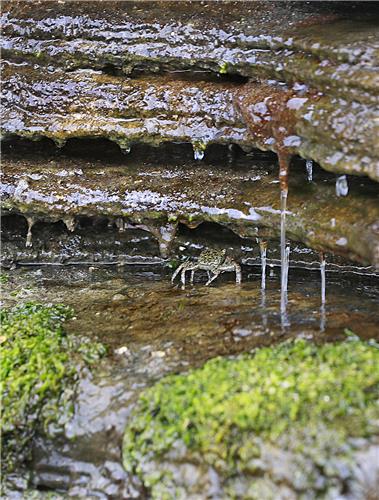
[306,159,313,182]
[259,240,267,290]
[320,252,326,304]
[280,190,290,312]
[336,174,349,197]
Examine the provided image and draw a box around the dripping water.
[319,303,326,332]
[259,240,267,290]
[336,175,348,197]
[115,218,126,232]
[320,251,326,304]
[280,191,289,294]
[193,149,205,161]
[26,217,35,248]
[121,146,131,155]
[227,144,235,164]
[305,159,313,182]
[260,286,268,331]
[280,244,290,310]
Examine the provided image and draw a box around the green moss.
[123,339,379,492]
[0,302,106,472]
[0,272,9,284]
[218,61,229,74]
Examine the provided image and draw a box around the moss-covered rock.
[123,338,379,498]
[0,302,106,472]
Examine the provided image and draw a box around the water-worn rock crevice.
[2,142,379,268]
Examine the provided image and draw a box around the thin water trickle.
[280,291,290,331]
[259,240,267,290]
[319,303,326,332]
[260,287,268,331]
[227,144,235,164]
[280,245,290,330]
[336,175,349,197]
[280,189,288,294]
[26,217,34,248]
[320,252,326,304]
[305,159,313,182]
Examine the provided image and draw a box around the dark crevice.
[1,136,277,168]
[178,221,250,252]
[63,62,250,84]
[64,63,250,84]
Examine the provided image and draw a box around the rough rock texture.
[1,1,379,180]
[123,339,379,499]
[0,63,249,152]
[2,148,379,266]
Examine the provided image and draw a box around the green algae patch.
[123,339,379,496]
[0,302,106,472]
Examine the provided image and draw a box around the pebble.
[232,327,252,338]
[151,350,166,358]
[115,346,130,356]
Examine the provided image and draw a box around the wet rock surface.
[2,142,379,267]
[1,266,378,498]
[1,1,379,180]
[1,2,379,498]
[1,61,378,181]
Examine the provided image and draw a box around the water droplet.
[336,175,348,197]
[305,159,313,182]
[193,149,204,161]
[121,145,131,155]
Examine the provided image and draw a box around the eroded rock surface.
[1,1,379,180]
[2,146,379,267]
[2,266,379,498]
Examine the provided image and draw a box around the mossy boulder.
[0,302,106,472]
[123,338,379,498]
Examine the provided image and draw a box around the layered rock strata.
[1,1,379,180]
[2,150,379,267]
[1,1,379,267]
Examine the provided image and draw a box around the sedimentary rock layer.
[2,1,378,103]
[2,62,378,181]
[2,151,379,266]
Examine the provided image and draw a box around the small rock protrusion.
[63,215,76,232]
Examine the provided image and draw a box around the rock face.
[123,339,379,499]
[1,1,379,180]
[1,3,379,497]
[1,1,379,269]
[2,145,379,267]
